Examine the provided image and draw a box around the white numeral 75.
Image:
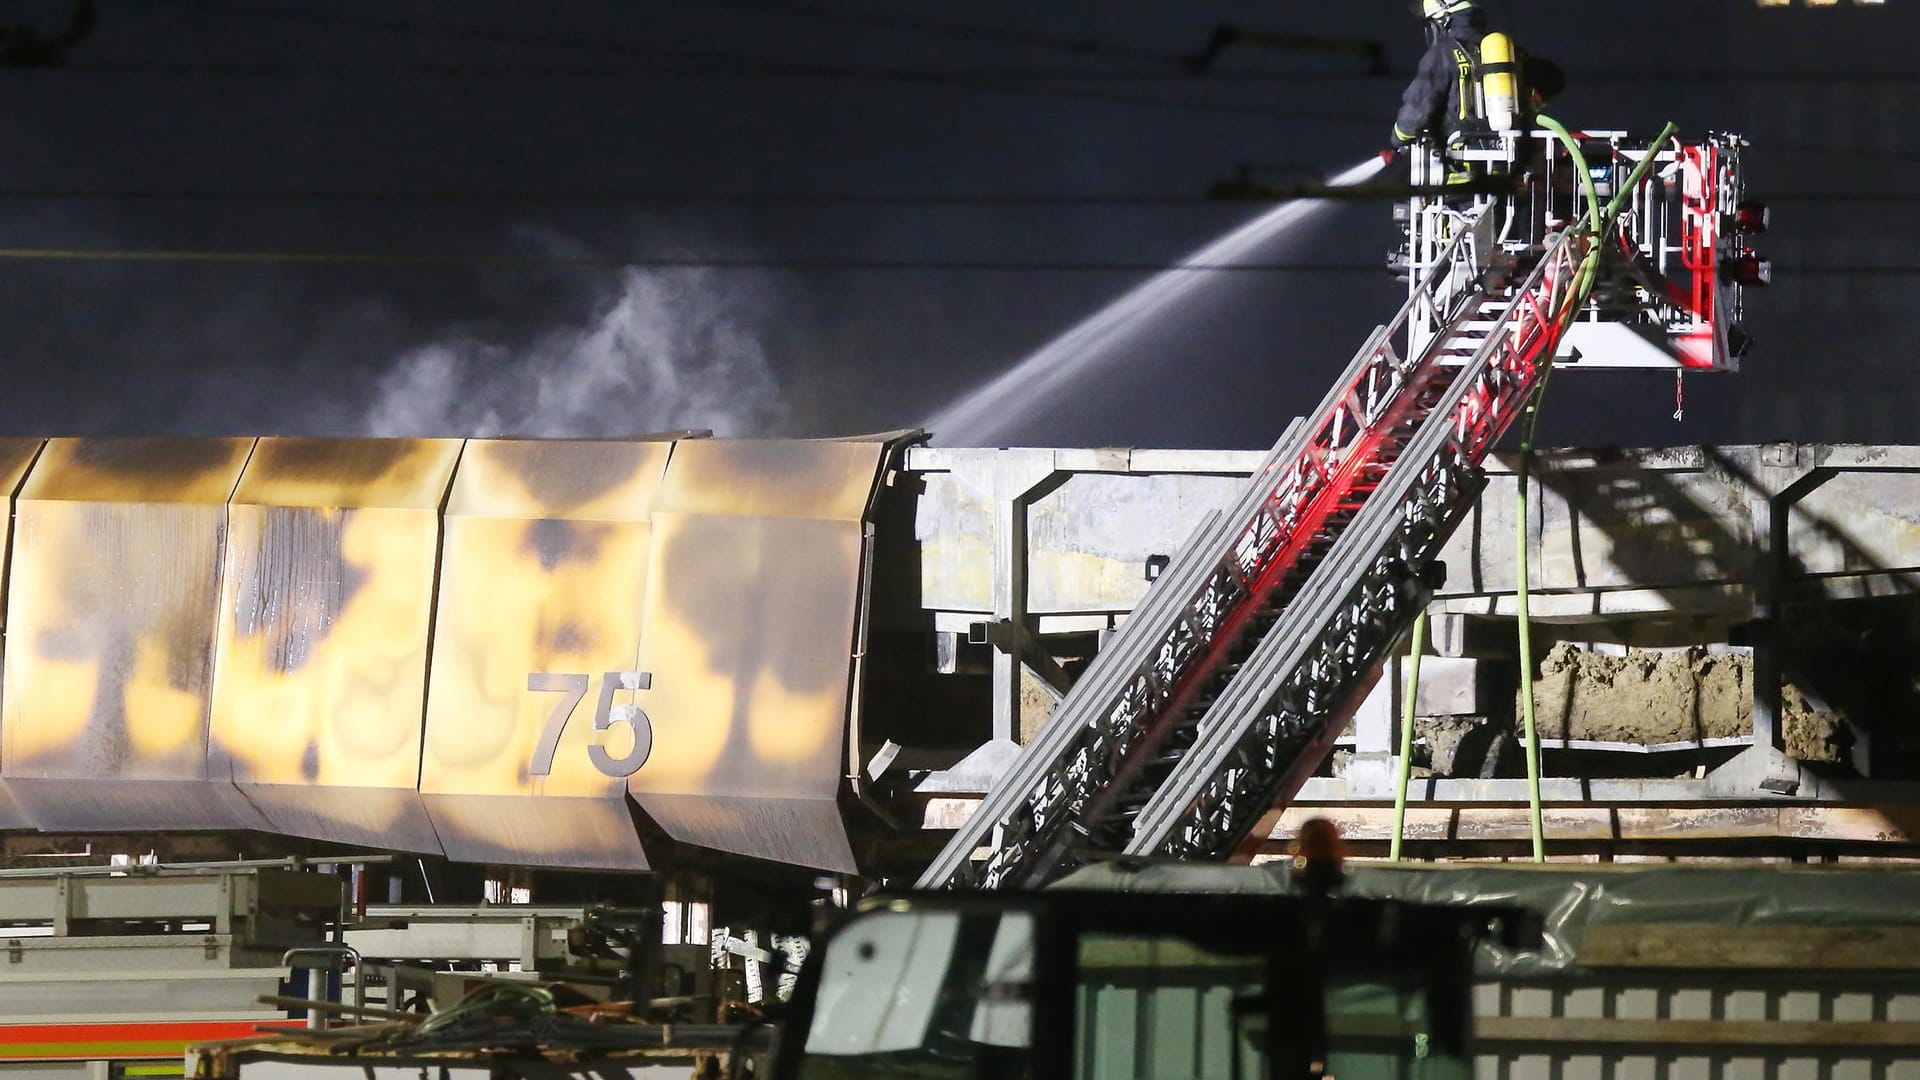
[526,671,653,778]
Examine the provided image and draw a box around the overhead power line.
[0,243,1889,276]
[658,0,1172,64]
[64,59,1337,82]
[0,184,1892,209]
[131,0,1376,125]
[0,182,1489,207]
[0,185,1214,207]
[59,58,1920,86]
[656,1,1389,77]
[145,0,1384,79]
[0,245,1393,272]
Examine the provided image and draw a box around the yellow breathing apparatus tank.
[1480,32,1519,133]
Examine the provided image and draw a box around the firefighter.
[1381,0,1509,187]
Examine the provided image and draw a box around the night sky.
[0,0,1910,450]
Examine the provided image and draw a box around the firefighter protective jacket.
[1391,23,1488,147]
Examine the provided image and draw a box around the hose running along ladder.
[919,131,1684,889]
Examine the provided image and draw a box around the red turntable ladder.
[919,129,1757,888]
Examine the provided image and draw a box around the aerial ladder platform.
[920,129,1764,890]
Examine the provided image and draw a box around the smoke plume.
[365,267,785,438]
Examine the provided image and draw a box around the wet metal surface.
[629,438,892,872]
[0,439,43,830]
[1,438,265,830]
[0,776,25,830]
[0,439,45,630]
[0,434,895,866]
[419,439,671,869]
[420,793,645,871]
[210,438,462,852]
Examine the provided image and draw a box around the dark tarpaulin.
[1056,861,1920,977]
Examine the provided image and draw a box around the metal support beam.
[988,452,1065,745]
[1712,450,1832,798]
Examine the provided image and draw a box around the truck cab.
[772,886,1534,1080]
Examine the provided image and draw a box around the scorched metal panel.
[629,438,891,873]
[1,437,265,831]
[209,437,462,853]
[418,438,673,869]
[0,438,44,829]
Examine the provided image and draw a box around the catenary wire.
[0,185,1885,208]
[645,0,1174,64]
[62,58,1920,86]
[0,244,1880,274]
[0,185,1475,207]
[0,246,1398,272]
[128,0,1377,125]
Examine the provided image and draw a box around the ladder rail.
[1125,220,1592,860]
[916,222,1484,891]
[911,417,1319,890]
[1050,325,1467,871]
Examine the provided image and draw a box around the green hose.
[1513,119,1677,862]
[1384,120,1678,863]
[1534,114,1601,233]
[1514,397,1548,861]
[1389,608,1427,862]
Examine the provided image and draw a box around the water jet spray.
[924,155,1388,446]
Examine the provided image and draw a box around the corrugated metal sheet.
[418,438,672,869]
[630,438,891,873]
[209,437,461,852]
[1,438,266,831]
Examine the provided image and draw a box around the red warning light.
[1724,252,1773,286]
[1734,201,1770,235]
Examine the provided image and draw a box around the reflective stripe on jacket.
[1390,26,1487,146]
